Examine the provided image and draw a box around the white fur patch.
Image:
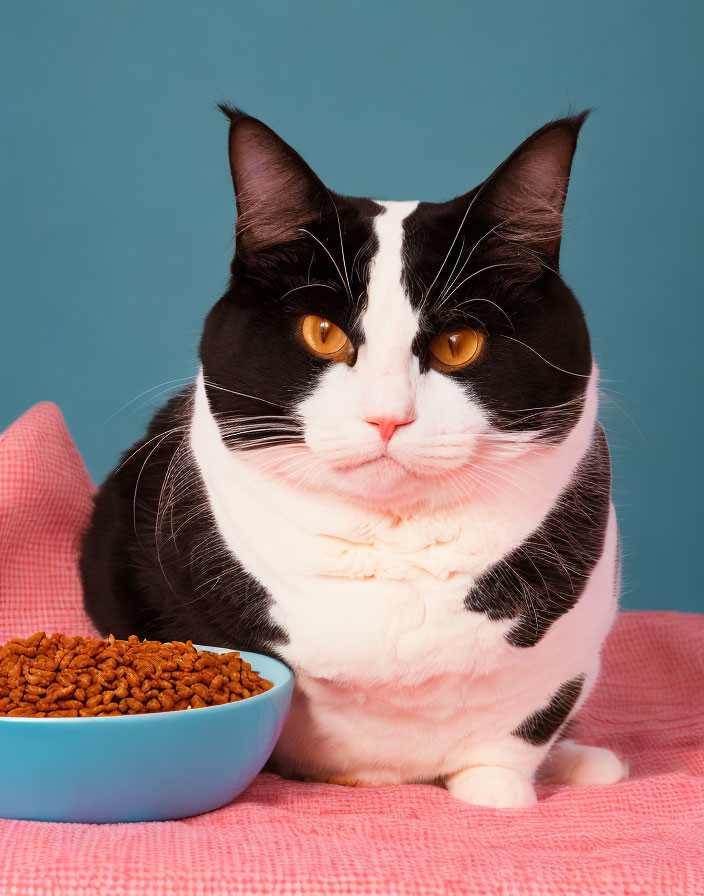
[359,201,419,377]
[189,368,618,788]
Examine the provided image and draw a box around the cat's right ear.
[219,105,328,255]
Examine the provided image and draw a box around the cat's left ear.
[474,112,589,267]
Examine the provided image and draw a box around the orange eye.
[300,315,353,363]
[429,328,484,371]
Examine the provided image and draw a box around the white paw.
[542,740,627,786]
[445,765,537,809]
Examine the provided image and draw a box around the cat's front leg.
[443,731,545,808]
[443,732,549,808]
[445,764,537,808]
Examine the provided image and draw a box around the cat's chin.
[295,453,469,514]
[330,455,423,502]
[322,463,440,515]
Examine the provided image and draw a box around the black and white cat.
[80,107,626,807]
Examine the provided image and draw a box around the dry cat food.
[0,632,273,717]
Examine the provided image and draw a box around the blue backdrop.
[2,1,702,612]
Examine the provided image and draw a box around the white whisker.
[500,336,590,378]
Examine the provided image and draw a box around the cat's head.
[199,106,593,513]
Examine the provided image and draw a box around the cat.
[80,105,626,807]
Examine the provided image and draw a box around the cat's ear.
[219,105,328,254]
[474,112,589,267]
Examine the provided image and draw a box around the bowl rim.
[0,646,293,724]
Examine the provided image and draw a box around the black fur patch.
[464,424,612,647]
[512,675,585,745]
[401,198,591,442]
[80,390,287,653]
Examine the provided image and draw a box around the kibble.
[0,632,274,717]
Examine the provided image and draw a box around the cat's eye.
[299,315,354,363]
[429,328,484,371]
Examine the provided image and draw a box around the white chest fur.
[190,373,600,681]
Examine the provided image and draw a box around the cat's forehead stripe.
[360,201,419,369]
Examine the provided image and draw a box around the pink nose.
[364,416,413,443]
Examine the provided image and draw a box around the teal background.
[1,1,702,612]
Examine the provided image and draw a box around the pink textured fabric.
[0,403,702,896]
[0,402,99,643]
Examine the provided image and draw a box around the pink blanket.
[1,402,703,896]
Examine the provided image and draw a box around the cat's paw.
[542,740,627,786]
[445,765,537,808]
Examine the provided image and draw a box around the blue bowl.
[0,647,293,823]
